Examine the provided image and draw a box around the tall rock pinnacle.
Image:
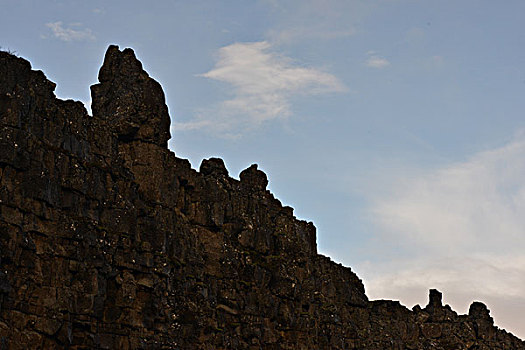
[90,45,171,147]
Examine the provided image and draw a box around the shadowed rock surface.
[0,46,523,349]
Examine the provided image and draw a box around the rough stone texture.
[0,46,524,349]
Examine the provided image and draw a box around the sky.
[2,0,525,338]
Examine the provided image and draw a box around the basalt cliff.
[0,46,523,349]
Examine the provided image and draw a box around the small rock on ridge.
[239,164,268,191]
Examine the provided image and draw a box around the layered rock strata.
[0,46,523,349]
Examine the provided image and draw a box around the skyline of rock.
[0,46,523,349]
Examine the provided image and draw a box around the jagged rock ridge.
[0,46,523,349]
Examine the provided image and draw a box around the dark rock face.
[0,46,523,349]
[91,45,171,147]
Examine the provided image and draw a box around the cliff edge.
[0,46,523,349]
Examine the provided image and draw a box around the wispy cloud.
[372,136,525,251]
[174,41,346,136]
[44,22,95,42]
[365,55,390,69]
[360,134,525,338]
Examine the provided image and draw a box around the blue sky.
[3,0,525,338]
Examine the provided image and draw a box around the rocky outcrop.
[0,46,523,349]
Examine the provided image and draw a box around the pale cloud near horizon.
[44,22,95,42]
[359,135,525,338]
[174,41,346,136]
[361,253,525,339]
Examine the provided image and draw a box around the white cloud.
[45,22,95,42]
[174,41,346,136]
[365,55,390,69]
[359,135,525,338]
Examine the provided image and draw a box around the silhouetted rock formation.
[0,46,523,349]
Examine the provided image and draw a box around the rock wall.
[0,46,523,349]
